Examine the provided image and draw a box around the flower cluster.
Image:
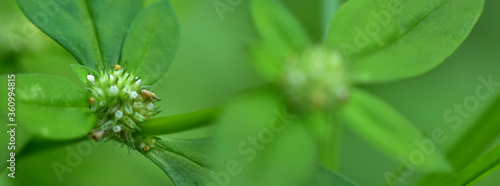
[86,65,160,151]
[281,48,351,111]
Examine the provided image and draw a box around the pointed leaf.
[86,0,142,67]
[0,74,95,140]
[250,0,310,80]
[120,0,179,85]
[339,88,450,172]
[142,137,216,185]
[17,0,143,68]
[326,0,485,83]
[441,144,500,185]
[419,92,500,185]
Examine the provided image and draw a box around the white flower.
[110,75,114,81]
[115,110,123,119]
[109,85,118,95]
[87,75,95,83]
[146,102,154,110]
[113,125,122,132]
[130,91,138,99]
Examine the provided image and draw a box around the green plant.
[206,0,485,185]
[0,0,220,185]
[1,0,496,185]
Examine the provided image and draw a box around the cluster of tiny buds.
[86,64,160,151]
[282,48,351,111]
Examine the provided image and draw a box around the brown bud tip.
[143,145,151,151]
[89,97,96,104]
[140,90,161,102]
[114,65,122,71]
[88,130,105,142]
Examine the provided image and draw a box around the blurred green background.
[0,0,499,185]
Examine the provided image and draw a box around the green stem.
[311,110,341,170]
[137,107,220,136]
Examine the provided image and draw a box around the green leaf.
[0,74,95,140]
[339,88,450,172]
[250,0,310,80]
[278,0,322,42]
[440,144,500,185]
[211,88,317,185]
[446,93,500,169]
[137,107,219,136]
[307,165,358,186]
[326,0,485,83]
[86,0,142,67]
[419,93,500,185]
[120,0,179,85]
[71,64,98,84]
[17,0,143,68]
[142,137,216,185]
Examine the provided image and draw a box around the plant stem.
[137,107,220,136]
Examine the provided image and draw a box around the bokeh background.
[0,0,499,185]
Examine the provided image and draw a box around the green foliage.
[419,93,500,185]
[137,108,218,136]
[211,88,318,185]
[18,0,179,85]
[6,0,493,185]
[18,0,103,68]
[142,138,216,185]
[339,88,450,172]
[250,0,310,80]
[120,0,179,85]
[326,0,485,83]
[441,143,500,185]
[0,74,95,140]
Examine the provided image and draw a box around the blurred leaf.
[138,107,219,136]
[322,0,347,39]
[278,0,322,42]
[250,0,310,80]
[326,0,485,83]
[71,64,98,84]
[307,165,358,186]
[446,93,500,168]
[441,143,500,185]
[419,93,500,185]
[142,137,216,185]
[211,88,317,186]
[0,74,95,140]
[339,88,450,172]
[120,0,179,85]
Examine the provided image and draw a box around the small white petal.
[110,85,119,95]
[146,102,154,110]
[110,75,114,81]
[140,142,146,148]
[136,79,141,85]
[115,110,123,119]
[113,125,122,132]
[130,91,138,99]
[87,75,95,83]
